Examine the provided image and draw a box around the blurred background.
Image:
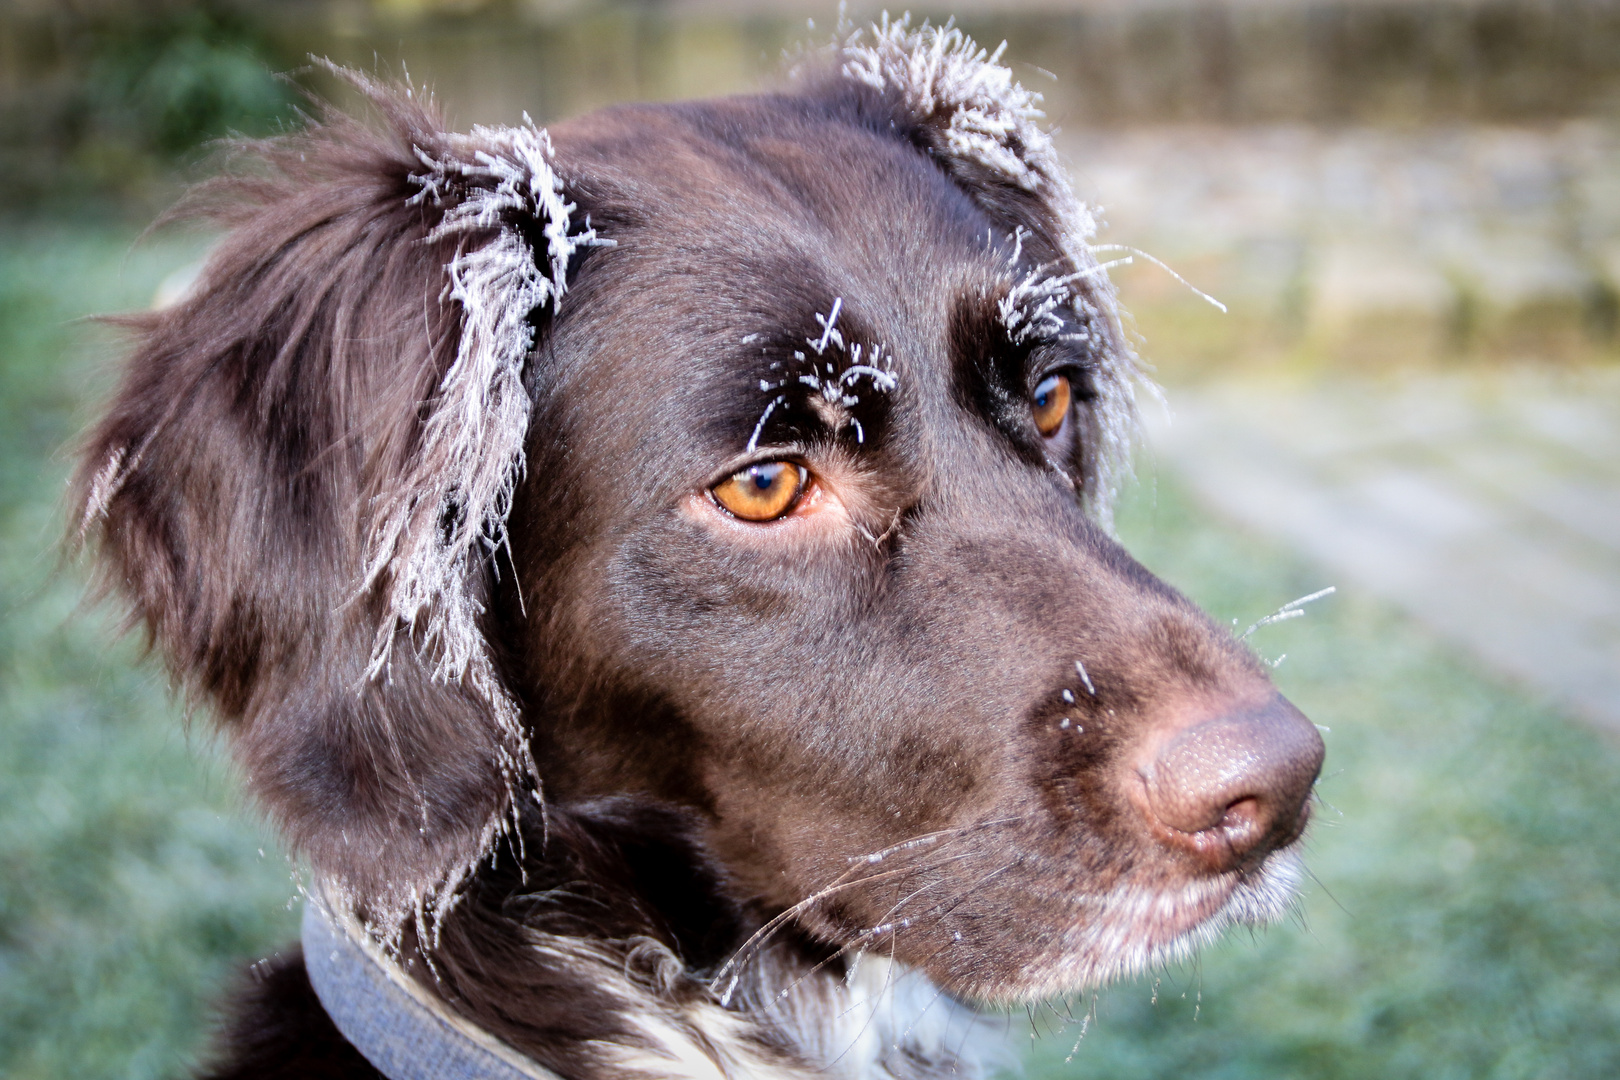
[1,1,1617,1077]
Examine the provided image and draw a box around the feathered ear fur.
[71,72,603,927]
[831,17,1145,522]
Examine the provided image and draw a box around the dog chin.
[978,843,1307,1006]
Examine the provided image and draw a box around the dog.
[71,19,1325,1080]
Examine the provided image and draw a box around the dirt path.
[1146,367,1620,731]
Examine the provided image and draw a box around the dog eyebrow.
[960,275,1102,371]
[946,282,1102,469]
[729,300,898,452]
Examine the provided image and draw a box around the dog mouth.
[742,801,1316,1008]
[985,840,1308,1004]
[776,822,1312,1007]
[933,841,1308,1010]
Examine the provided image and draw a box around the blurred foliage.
[79,5,295,155]
[5,0,1620,215]
[0,2,301,209]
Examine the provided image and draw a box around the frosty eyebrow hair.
[995,227,1121,350]
[746,297,898,451]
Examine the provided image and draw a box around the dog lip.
[814,820,1299,986]
[1139,841,1305,944]
[1146,836,1305,922]
[975,842,1307,1004]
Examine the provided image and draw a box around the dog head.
[74,21,1322,1006]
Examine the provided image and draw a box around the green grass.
[0,222,298,1080]
[2,222,1616,1078]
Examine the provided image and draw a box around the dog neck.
[303,894,563,1080]
[307,800,1011,1080]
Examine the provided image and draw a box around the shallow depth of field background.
[2,2,1617,1078]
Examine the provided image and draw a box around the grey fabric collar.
[302,892,562,1080]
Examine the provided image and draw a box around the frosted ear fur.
[73,75,605,931]
[836,16,1148,524]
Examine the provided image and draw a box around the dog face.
[74,26,1322,1013]
[513,99,1320,1003]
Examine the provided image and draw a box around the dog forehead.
[547,95,1014,398]
[550,95,1001,277]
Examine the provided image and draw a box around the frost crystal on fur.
[751,298,898,450]
[365,122,605,699]
[78,445,130,538]
[837,17,1148,524]
[998,230,1080,346]
[351,121,606,927]
[798,297,898,405]
[840,20,1045,191]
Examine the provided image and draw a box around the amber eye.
[1032,373,1071,438]
[710,461,808,521]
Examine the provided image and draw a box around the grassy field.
[0,223,297,1080]
[1,222,1616,1079]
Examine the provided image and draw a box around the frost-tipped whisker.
[810,296,844,354]
[747,395,786,452]
[838,361,898,390]
[1239,585,1336,640]
[718,852,978,1007]
[846,814,1028,867]
[1074,659,1096,696]
[1090,243,1228,313]
[764,857,1020,1010]
[711,851,974,1005]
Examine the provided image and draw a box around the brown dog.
[73,20,1323,1080]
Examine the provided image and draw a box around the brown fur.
[73,42,1322,1080]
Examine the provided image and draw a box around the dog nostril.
[1137,695,1325,870]
[1214,797,1263,851]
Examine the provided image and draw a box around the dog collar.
[302,890,561,1080]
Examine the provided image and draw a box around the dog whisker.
[746,394,786,452]
[716,848,982,1004]
[847,814,1032,867]
[785,855,1027,1004]
[1074,658,1097,696]
[748,839,1016,1006]
[1239,585,1337,640]
[809,297,843,355]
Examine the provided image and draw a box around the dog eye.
[710,461,808,521]
[1032,373,1071,437]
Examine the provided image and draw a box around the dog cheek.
[884,730,989,824]
[600,519,867,675]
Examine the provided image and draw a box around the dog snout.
[1133,694,1325,872]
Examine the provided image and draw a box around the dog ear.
[832,18,1146,522]
[72,72,604,926]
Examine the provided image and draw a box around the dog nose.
[1136,694,1325,872]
